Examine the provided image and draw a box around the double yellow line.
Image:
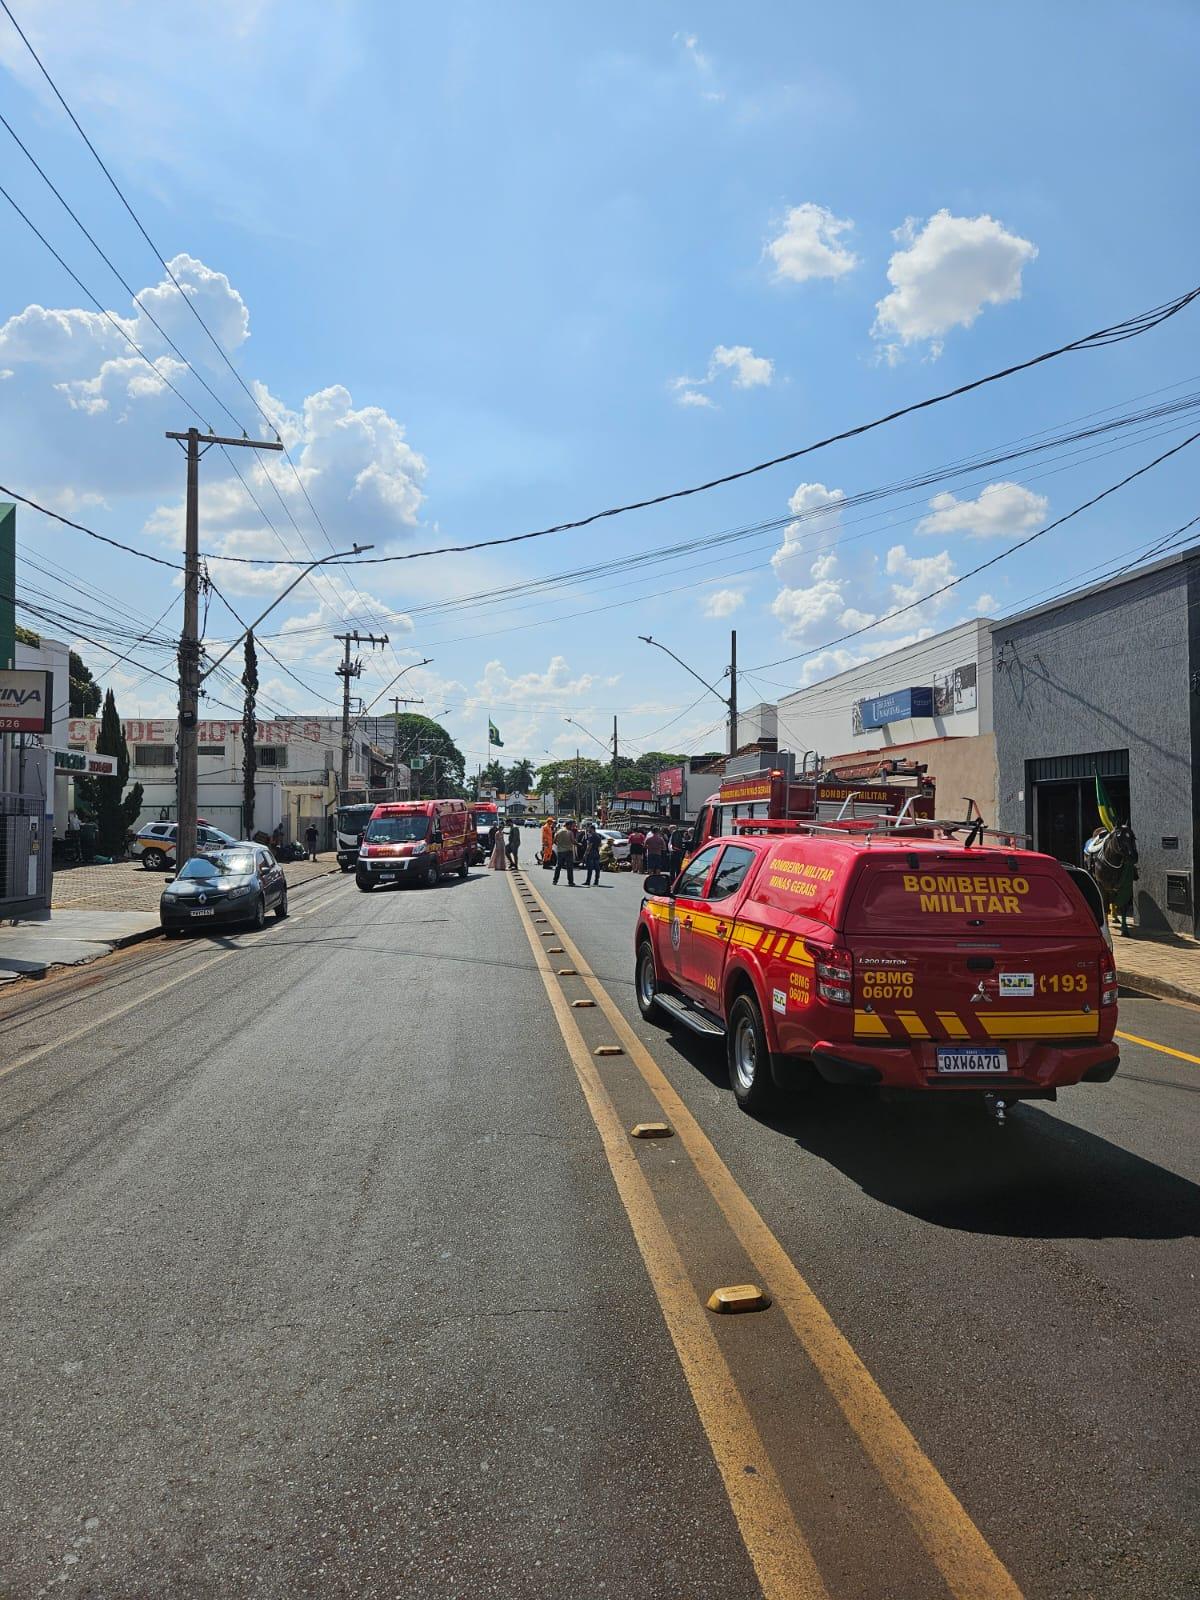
[508,871,1022,1600]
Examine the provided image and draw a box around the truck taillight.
[806,940,853,1005]
[1101,963,1118,1007]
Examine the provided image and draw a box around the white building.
[774,618,997,824]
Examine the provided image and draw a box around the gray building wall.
[992,554,1195,933]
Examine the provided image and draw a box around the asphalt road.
[1,862,1197,1598]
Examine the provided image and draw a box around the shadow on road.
[656,1025,1200,1241]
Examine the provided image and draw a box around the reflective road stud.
[631,1122,673,1140]
[707,1284,771,1314]
[572,999,596,1009]
[594,1045,624,1057]
[558,967,578,976]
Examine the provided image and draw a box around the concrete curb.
[1117,972,1200,1008]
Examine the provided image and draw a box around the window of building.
[135,745,174,768]
[255,746,288,769]
[198,745,225,757]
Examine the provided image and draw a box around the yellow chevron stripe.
[895,1011,931,1039]
[731,923,763,949]
[936,1011,970,1039]
[786,938,814,967]
[854,1011,889,1036]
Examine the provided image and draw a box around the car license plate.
[378,874,396,883]
[936,1046,1007,1075]
[189,908,215,918]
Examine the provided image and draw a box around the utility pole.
[612,715,618,821]
[336,631,389,796]
[729,628,738,758]
[167,427,283,868]
[575,747,581,820]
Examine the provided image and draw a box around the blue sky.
[1,0,1197,772]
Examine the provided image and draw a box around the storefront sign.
[0,668,53,733]
[55,749,119,776]
[852,687,934,732]
[68,717,322,747]
[655,766,684,797]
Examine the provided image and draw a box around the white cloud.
[915,481,1048,539]
[770,574,845,638]
[703,588,745,618]
[883,544,957,612]
[766,203,859,284]
[673,30,724,100]
[974,592,997,614]
[467,655,618,715]
[671,343,773,407]
[873,210,1037,356]
[771,482,845,586]
[710,344,773,389]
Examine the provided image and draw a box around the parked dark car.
[160,845,288,935]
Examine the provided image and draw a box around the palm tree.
[506,758,535,793]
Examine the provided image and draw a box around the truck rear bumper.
[809,1037,1119,1093]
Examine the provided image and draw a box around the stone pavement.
[51,855,342,912]
[1114,926,1200,1006]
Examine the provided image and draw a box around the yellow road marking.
[538,896,1023,1600]
[506,874,828,1600]
[1116,1030,1200,1067]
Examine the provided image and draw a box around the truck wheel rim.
[638,949,655,1005]
[734,1017,758,1090]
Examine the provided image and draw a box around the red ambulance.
[634,818,1119,1113]
[356,799,470,890]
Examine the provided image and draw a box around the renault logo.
[198,893,207,905]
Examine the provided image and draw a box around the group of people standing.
[483,820,522,872]
[544,818,603,886]
[626,825,687,878]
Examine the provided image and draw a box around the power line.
[204,576,341,708]
[183,285,1200,569]
[746,429,1200,672]
[0,486,183,570]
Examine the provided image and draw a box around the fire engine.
[687,761,936,858]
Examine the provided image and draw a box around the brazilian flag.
[488,719,504,748]
[1094,771,1117,832]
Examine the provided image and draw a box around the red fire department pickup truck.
[635,820,1118,1113]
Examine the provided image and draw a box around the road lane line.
[537,892,1024,1600]
[507,874,828,1600]
[0,949,234,1084]
[1116,1030,1200,1066]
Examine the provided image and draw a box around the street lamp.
[179,545,373,864]
[639,630,738,758]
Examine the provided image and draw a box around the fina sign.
[0,668,53,733]
[852,686,934,732]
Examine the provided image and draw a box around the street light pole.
[167,426,284,869]
[638,631,739,758]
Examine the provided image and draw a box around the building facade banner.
[655,766,684,797]
[932,663,978,716]
[0,668,53,732]
[852,686,934,733]
[68,717,323,748]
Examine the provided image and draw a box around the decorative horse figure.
[1085,822,1139,935]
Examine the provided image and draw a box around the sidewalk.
[0,909,160,982]
[1114,926,1200,1006]
[52,855,340,913]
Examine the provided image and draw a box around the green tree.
[391,712,465,798]
[69,649,101,716]
[75,689,143,857]
[241,631,258,836]
[479,759,507,791]
[534,756,608,815]
[505,757,534,793]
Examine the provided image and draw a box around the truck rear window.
[846,866,1090,931]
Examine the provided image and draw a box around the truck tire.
[356,874,373,892]
[727,992,776,1114]
[458,854,469,878]
[635,938,662,1022]
[142,848,167,872]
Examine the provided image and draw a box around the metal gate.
[1,792,49,915]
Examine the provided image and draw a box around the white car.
[131,821,238,871]
[597,829,631,863]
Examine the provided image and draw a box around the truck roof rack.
[731,812,1030,847]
